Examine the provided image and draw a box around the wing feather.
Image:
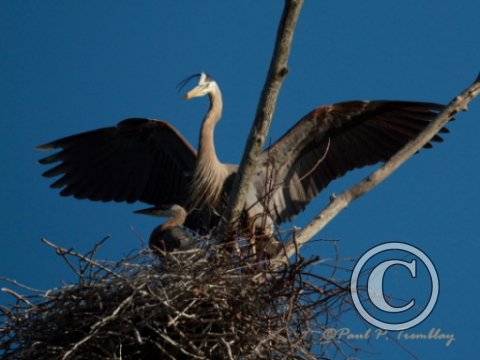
[260,100,447,224]
[38,118,197,206]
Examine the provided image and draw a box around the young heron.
[135,204,196,255]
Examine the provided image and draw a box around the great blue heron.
[135,204,196,254]
[38,73,447,233]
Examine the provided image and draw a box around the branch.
[223,0,304,229]
[41,238,121,279]
[61,292,137,360]
[275,73,480,262]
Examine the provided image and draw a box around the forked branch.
[275,73,480,263]
[224,0,304,229]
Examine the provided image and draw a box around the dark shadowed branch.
[275,73,480,263]
[224,0,304,229]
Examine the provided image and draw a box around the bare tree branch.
[275,73,480,263]
[224,0,304,228]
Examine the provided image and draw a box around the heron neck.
[189,88,227,210]
[161,208,187,230]
[198,89,223,165]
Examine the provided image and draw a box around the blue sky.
[1,1,479,359]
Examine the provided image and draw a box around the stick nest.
[1,237,352,359]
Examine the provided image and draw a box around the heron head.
[179,72,217,100]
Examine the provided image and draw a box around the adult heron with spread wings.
[38,73,447,233]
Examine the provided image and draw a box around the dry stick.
[223,0,304,229]
[167,298,199,326]
[41,238,121,279]
[0,288,33,306]
[221,337,234,360]
[0,277,45,293]
[61,292,137,360]
[275,73,480,263]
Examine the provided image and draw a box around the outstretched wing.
[38,118,197,206]
[259,101,447,224]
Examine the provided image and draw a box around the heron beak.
[135,206,172,217]
[184,86,203,100]
[134,207,157,215]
